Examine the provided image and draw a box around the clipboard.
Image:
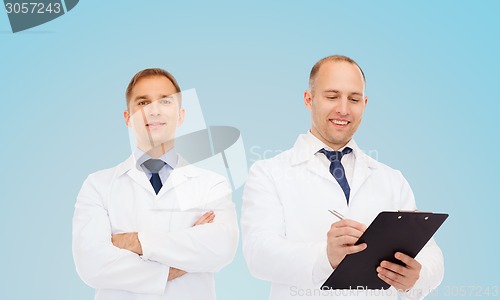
[321,211,448,290]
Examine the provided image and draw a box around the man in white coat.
[73,68,238,300]
[241,55,444,299]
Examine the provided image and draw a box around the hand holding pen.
[325,209,367,269]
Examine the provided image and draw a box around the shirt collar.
[133,147,179,169]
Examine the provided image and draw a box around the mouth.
[146,122,166,129]
[329,119,350,126]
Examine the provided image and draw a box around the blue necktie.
[319,147,353,203]
[143,159,165,194]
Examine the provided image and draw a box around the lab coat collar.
[116,154,201,195]
[289,132,378,169]
[289,132,379,201]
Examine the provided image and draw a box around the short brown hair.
[125,68,181,108]
[309,55,366,91]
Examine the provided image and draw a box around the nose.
[335,98,349,116]
[145,101,161,116]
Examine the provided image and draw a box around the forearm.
[139,215,238,272]
[140,180,238,272]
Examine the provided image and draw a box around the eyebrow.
[134,95,149,102]
[322,89,363,96]
[323,89,340,94]
[134,94,173,102]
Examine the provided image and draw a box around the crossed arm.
[73,176,238,294]
[111,211,216,281]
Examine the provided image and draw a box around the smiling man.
[72,68,238,300]
[241,55,444,299]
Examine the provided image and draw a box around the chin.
[152,135,176,146]
[326,136,350,146]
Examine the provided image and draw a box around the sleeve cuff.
[312,241,334,287]
[138,231,154,261]
[154,265,169,295]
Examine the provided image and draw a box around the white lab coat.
[72,155,239,300]
[241,134,444,300]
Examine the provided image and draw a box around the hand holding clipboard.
[322,211,448,290]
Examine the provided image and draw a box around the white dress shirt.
[134,148,177,184]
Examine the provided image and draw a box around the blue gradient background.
[1,1,499,299]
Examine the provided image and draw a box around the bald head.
[309,55,366,94]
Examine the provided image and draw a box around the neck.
[309,129,349,151]
[139,142,174,159]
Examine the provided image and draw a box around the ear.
[364,96,369,106]
[177,107,185,127]
[124,110,131,127]
[304,90,313,111]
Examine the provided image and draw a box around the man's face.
[304,61,368,150]
[124,76,184,152]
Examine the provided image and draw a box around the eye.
[137,100,149,106]
[349,98,360,103]
[158,97,173,105]
[326,96,339,100]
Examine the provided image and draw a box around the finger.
[377,265,406,285]
[193,211,214,225]
[332,219,367,230]
[331,219,367,232]
[380,261,408,276]
[379,259,420,290]
[395,252,421,270]
[209,214,215,223]
[329,226,365,239]
[330,235,364,247]
[201,210,214,219]
[206,213,215,223]
[330,242,367,255]
[344,243,367,255]
[193,211,215,226]
[377,271,406,291]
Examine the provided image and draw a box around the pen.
[328,209,346,220]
